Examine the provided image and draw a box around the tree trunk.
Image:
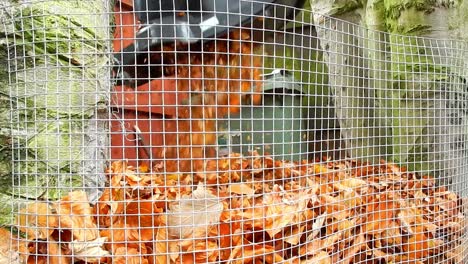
[310,0,391,163]
[384,0,468,188]
[0,0,112,225]
[310,0,468,189]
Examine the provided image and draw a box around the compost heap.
[9,29,467,263]
[11,156,466,263]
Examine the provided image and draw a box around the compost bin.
[218,70,310,161]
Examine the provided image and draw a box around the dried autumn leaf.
[0,229,22,264]
[228,243,284,264]
[94,187,125,227]
[403,232,443,259]
[121,199,164,241]
[53,191,98,242]
[229,183,255,196]
[300,251,331,264]
[320,195,350,221]
[16,202,57,240]
[25,239,70,264]
[283,225,305,245]
[114,247,147,264]
[341,232,367,264]
[299,239,323,257]
[151,227,168,264]
[381,220,403,246]
[313,164,328,174]
[307,213,327,241]
[372,249,393,262]
[365,194,399,234]
[69,237,109,263]
[394,253,424,264]
[94,161,128,226]
[177,239,219,263]
[167,183,223,239]
[262,185,313,238]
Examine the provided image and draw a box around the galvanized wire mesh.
[1,0,467,263]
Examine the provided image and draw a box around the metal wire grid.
[1,0,467,263]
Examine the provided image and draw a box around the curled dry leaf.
[117,199,164,241]
[300,250,331,264]
[258,185,313,238]
[228,243,284,264]
[0,228,22,264]
[341,232,367,264]
[364,193,399,235]
[283,225,305,245]
[177,239,219,263]
[113,247,147,264]
[150,227,168,264]
[228,183,255,196]
[69,237,109,263]
[24,238,70,264]
[16,202,58,240]
[167,183,223,239]
[52,191,98,242]
[307,213,327,241]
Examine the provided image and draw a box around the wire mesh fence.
[1,0,467,263]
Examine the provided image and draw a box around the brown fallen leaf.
[300,250,331,264]
[53,191,99,242]
[69,237,109,263]
[167,183,223,239]
[229,183,255,196]
[0,228,22,264]
[150,227,168,264]
[365,193,399,234]
[177,239,219,263]
[261,185,313,238]
[121,199,164,240]
[283,225,305,245]
[25,239,70,264]
[228,242,284,264]
[320,195,350,221]
[341,232,367,264]
[16,202,58,240]
[113,246,147,264]
[403,230,443,259]
[307,213,327,241]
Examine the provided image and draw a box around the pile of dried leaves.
[9,153,467,263]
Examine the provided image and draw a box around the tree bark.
[383,0,468,188]
[310,0,391,163]
[310,0,468,189]
[0,0,112,225]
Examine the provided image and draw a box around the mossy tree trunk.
[0,0,112,225]
[310,0,391,163]
[310,0,468,189]
[383,0,468,187]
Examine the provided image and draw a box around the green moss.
[2,0,108,202]
[26,121,84,171]
[310,0,363,17]
[0,194,15,225]
[331,0,363,15]
[384,0,436,20]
